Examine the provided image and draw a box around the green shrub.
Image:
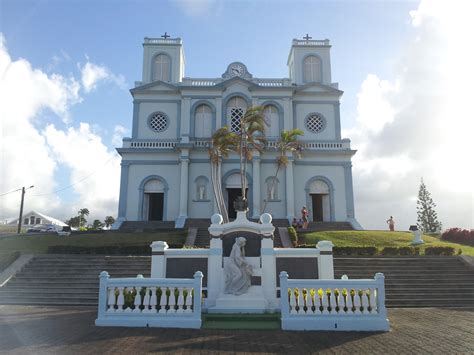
[294,244,316,248]
[47,245,184,255]
[381,246,420,256]
[333,246,377,256]
[424,246,456,256]
[287,227,298,246]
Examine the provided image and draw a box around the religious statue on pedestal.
[224,237,252,295]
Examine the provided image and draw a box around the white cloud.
[0,33,122,223]
[112,125,127,147]
[43,123,121,219]
[349,0,474,230]
[174,0,220,17]
[80,58,126,93]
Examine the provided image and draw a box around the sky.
[0,0,473,230]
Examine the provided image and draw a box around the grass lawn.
[0,231,186,254]
[300,230,474,256]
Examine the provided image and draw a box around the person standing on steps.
[301,206,309,229]
[386,216,395,231]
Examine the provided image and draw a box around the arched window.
[265,176,279,201]
[153,54,171,82]
[227,97,247,133]
[195,176,209,201]
[194,104,212,138]
[303,55,321,83]
[263,105,279,137]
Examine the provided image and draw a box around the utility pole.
[17,185,34,234]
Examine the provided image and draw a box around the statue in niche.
[224,237,253,295]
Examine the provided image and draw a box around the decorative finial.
[161,32,170,39]
[303,34,312,41]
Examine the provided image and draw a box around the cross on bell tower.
[161,32,170,39]
[303,34,312,41]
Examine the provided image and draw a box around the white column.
[150,241,169,278]
[206,237,223,307]
[252,153,261,218]
[181,97,191,143]
[317,240,334,279]
[285,157,295,221]
[178,154,189,219]
[261,238,277,309]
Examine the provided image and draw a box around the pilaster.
[215,98,222,129]
[343,162,355,219]
[283,97,293,130]
[285,157,295,221]
[117,162,130,219]
[252,153,261,218]
[180,97,191,143]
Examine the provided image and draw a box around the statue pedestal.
[209,286,268,313]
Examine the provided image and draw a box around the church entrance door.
[227,188,247,220]
[311,194,324,222]
[148,193,164,221]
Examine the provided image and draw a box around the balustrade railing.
[95,271,203,328]
[193,139,212,148]
[122,140,177,149]
[144,37,182,45]
[266,140,351,150]
[279,272,389,331]
[292,39,330,46]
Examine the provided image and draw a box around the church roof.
[8,210,68,226]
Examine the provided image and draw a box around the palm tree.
[261,129,304,214]
[104,216,115,228]
[209,127,239,223]
[235,106,267,210]
[78,208,90,228]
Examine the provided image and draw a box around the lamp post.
[17,185,34,234]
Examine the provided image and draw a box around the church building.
[115,35,361,229]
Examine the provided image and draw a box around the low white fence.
[279,272,389,331]
[95,271,203,329]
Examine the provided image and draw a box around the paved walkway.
[0,306,473,354]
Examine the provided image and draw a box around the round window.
[305,113,325,133]
[148,112,169,132]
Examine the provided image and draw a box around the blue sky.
[1,0,472,229]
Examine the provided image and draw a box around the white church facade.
[115,35,361,228]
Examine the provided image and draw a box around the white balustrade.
[292,39,330,46]
[279,272,389,331]
[144,37,182,45]
[96,271,203,329]
[193,139,212,148]
[122,140,178,149]
[266,140,351,151]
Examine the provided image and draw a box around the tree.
[416,179,442,233]
[78,208,90,228]
[104,216,115,228]
[235,106,267,209]
[92,219,104,230]
[261,128,304,214]
[209,127,239,223]
[66,216,81,228]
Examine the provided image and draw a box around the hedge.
[424,246,456,256]
[47,244,182,255]
[441,228,474,247]
[287,227,298,246]
[381,247,420,256]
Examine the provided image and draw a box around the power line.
[29,154,119,197]
[0,188,22,197]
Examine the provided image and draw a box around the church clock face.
[230,63,244,77]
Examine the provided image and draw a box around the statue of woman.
[224,237,253,295]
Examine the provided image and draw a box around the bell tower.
[141,33,185,84]
[287,36,332,85]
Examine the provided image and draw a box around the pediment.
[295,82,343,95]
[131,80,178,93]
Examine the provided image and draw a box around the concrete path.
[0,306,473,354]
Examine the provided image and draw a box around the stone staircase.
[0,255,151,306]
[2,255,472,308]
[334,257,474,308]
[119,221,176,233]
